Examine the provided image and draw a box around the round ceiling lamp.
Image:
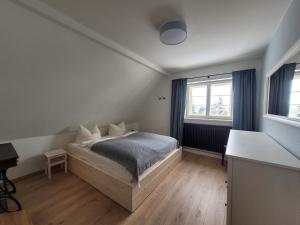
[160,20,187,45]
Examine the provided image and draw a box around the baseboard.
[183,147,226,161]
[12,170,44,183]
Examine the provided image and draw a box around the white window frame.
[185,79,233,121]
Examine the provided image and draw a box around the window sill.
[263,114,300,129]
[184,118,232,127]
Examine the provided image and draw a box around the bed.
[67,132,182,212]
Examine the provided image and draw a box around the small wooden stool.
[44,149,67,179]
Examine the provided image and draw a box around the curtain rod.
[187,72,232,80]
[184,63,300,80]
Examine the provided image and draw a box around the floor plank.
[0,210,33,225]
[15,152,227,225]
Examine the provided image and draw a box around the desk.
[0,143,21,212]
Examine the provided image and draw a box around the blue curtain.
[171,78,187,145]
[268,63,296,116]
[232,69,256,131]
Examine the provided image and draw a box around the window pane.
[191,86,206,96]
[210,82,232,117]
[291,75,300,92]
[290,92,300,105]
[192,96,206,105]
[192,105,207,116]
[289,74,300,118]
[211,82,231,95]
[189,85,207,116]
[210,99,231,117]
[211,96,231,105]
[289,105,300,118]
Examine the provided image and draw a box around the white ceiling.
[289,51,300,64]
[41,0,291,74]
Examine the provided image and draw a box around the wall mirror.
[266,51,300,122]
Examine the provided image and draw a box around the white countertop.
[226,130,300,171]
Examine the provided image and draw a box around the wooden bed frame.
[67,147,182,212]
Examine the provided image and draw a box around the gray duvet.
[91,132,178,182]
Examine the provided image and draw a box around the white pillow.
[75,124,101,143]
[91,124,101,140]
[108,122,126,136]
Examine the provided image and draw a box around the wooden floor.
[15,152,227,225]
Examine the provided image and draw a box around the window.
[186,79,232,120]
[289,73,300,118]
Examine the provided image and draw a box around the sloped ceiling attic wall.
[0,0,163,141]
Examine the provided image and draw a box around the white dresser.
[226,130,300,225]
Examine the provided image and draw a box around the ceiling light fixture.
[160,20,187,45]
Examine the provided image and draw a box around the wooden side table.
[44,149,67,179]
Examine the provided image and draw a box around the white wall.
[0,0,163,179]
[260,0,300,159]
[137,76,171,135]
[139,58,262,135]
[0,0,163,141]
